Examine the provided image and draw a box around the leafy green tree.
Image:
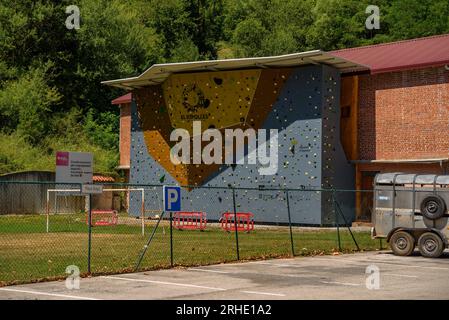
[0,64,61,144]
[72,0,164,112]
[183,0,225,59]
[229,0,314,56]
[1,0,449,175]
[142,0,194,60]
[383,0,449,41]
[306,0,370,50]
[169,38,201,62]
[83,109,119,151]
[232,18,268,57]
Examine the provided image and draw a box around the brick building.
[112,93,132,181]
[332,34,449,221]
[110,34,449,223]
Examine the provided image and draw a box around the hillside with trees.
[1,0,448,175]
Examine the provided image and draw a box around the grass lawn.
[0,213,383,286]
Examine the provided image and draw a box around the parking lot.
[1,250,449,300]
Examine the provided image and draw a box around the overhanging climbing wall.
[129,64,354,226]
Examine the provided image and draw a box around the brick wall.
[358,66,449,160]
[119,103,131,167]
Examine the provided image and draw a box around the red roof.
[93,175,115,182]
[331,33,449,74]
[111,93,132,105]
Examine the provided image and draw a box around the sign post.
[163,186,181,267]
[55,151,95,273]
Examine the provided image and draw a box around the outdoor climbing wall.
[129,65,354,226]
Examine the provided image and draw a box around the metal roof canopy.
[101,50,369,90]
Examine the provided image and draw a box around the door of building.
[360,171,378,221]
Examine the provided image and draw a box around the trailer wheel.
[420,195,446,220]
[418,232,444,258]
[390,231,415,256]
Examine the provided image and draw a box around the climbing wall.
[129,65,354,226]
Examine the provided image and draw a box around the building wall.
[0,171,118,215]
[340,76,358,161]
[358,66,449,160]
[355,67,449,222]
[0,171,84,215]
[129,65,354,225]
[119,103,131,168]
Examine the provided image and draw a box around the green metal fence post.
[87,193,92,274]
[333,190,342,252]
[134,211,165,272]
[285,190,295,256]
[232,188,240,260]
[333,196,360,251]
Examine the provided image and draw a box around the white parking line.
[193,265,322,280]
[102,275,287,298]
[251,261,292,267]
[101,275,226,291]
[320,281,361,287]
[240,290,286,297]
[312,257,449,271]
[383,274,418,278]
[0,287,100,300]
[188,268,230,274]
[350,260,449,271]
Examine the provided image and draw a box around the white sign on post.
[81,184,103,194]
[56,151,93,184]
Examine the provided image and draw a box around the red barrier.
[221,212,254,233]
[173,211,207,231]
[86,210,118,226]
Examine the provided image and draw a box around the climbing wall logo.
[182,84,211,113]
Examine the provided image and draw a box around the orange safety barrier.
[86,210,118,226]
[173,211,207,231]
[220,212,254,233]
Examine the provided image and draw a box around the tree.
[383,0,449,41]
[183,0,225,59]
[232,18,268,57]
[0,64,61,145]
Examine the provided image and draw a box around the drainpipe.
[441,160,448,175]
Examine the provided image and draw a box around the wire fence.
[0,181,380,286]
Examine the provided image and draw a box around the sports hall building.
[106,34,449,225]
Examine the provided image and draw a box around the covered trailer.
[372,173,449,258]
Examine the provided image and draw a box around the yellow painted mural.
[162,70,262,135]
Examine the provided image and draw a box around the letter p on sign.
[163,186,181,212]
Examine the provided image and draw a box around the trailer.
[372,173,449,258]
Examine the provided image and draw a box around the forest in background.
[1,0,448,175]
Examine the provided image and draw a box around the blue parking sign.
[163,186,181,212]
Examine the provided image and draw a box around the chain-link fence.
[0,181,379,286]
